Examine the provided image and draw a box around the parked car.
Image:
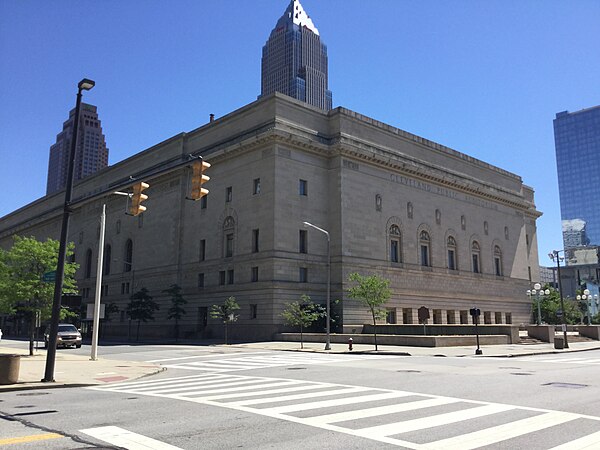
[44,324,82,349]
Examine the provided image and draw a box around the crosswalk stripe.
[104,373,223,388]
[267,391,412,414]
[548,429,600,449]
[80,426,183,450]
[202,383,334,401]
[354,403,515,437]
[230,386,370,407]
[422,411,580,449]
[303,397,459,424]
[169,380,303,397]
[112,375,243,392]
[143,378,278,394]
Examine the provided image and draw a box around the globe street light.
[527,283,549,326]
[549,250,569,348]
[43,78,95,382]
[303,221,331,351]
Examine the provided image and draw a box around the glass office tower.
[554,105,600,248]
[46,103,109,195]
[261,0,332,111]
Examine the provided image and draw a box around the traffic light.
[189,159,210,201]
[129,181,149,216]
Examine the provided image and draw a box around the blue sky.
[1,0,599,265]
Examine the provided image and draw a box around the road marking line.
[0,433,63,445]
[201,383,333,401]
[79,425,182,450]
[135,377,269,394]
[548,429,600,449]
[231,386,370,407]
[165,380,302,396]
[422,411,580,450]
[268,391,412,414]
[304,397,459,424]
[107,374,235,390]
[355,403,515,437]
[147,352,271,362]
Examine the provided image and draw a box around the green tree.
[126,288,159,341]
[347,272,391,351]
[537,285,581,325]
[163,284,187,342]
[281,294,326,349]
[0,236,78,355]
[210,296,240,345]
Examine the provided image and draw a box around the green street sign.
[42,271,56,283]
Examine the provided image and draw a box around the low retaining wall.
[527,325,555,343]
[359,324,520,344]
[274,333,509,348]
[578,326,600,340]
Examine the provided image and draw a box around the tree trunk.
[174,318,179,343]
[372,310,378,351]
[29,311,35,356]
[225,322,228,345]
[136,320,141,341]
[300,324,303,349]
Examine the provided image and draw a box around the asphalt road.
[1,344,600,449]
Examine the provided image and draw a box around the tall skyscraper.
[261,0,332,110]
[554,105,600,248]
[46,103,109,195]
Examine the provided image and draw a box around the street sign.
[418,306,430,324]
[42,271,56,283]
[87,303,105,319]
[469,308,481,317]
[556,310,563,317]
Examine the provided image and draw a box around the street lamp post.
[303,221,331,351]
[549,250,569,348]
[577,289,594,325]
[527,283,548,326]
[43,78,95,382]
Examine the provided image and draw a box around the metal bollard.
[348,338,353,351]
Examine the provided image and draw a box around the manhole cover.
[543,382,588,389]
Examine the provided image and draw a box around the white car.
[44,324,82,348]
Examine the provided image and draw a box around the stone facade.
[0,93,541,340]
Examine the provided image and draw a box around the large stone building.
[0,93,541,340]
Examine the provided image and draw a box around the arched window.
[124,239,133,272]
[471,241,481,274]
[494,245,503,276]
[103,245,111,276]
[223,216,235,258]
[85,248,93,278]
[447,236,457,270]
[389,225,401,263]
[420,230,431,267]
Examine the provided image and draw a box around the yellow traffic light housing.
[129,181,149,216]
[189,160,210,200]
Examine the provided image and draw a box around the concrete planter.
[0,354,20,384]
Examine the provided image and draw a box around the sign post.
[470,307,483,355]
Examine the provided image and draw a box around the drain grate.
[543,382,588,389]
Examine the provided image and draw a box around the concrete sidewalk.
[2,339,599,392]
[0,345,163,392]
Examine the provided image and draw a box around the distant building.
[539,266,557,288]
[261,0,332,110]
[46,103,109,195]
[554,105,600,247]
[562,218,589,249]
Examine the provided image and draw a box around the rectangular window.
[472,254,480,273]
[226,233,234,257]
[386,308,397,324]
[253,178,261,195]
[495,257,502,276]
[198,273,204,288]
[390,240,399,263]
[448,249,456,270]
[299,179,308,196]
[219,271,226,286]
[250,304,258,319]
[420,245,429,267]
[299,267,308,283]
[199,239,206,261]
[226,186,232,203]
[252,229,259,253]
[251,266,258,282]
[227,269,234,284]
[299,230,307,253]
[200,195,208,209]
